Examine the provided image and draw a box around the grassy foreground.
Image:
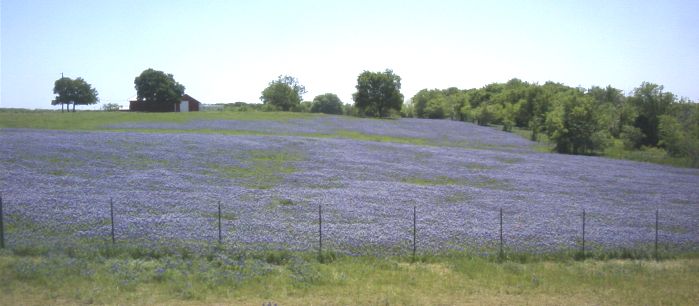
[1,248,697,305]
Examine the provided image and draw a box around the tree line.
[258,69,403,117]
[404,79,698,164]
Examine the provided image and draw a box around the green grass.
[205,149,304,189]
[603,139,695,167]
[402,175,511,190]
[511,126,698,167]
[1,247,697,305]
[0,110,319,130]
[334,130,429,145]
[511,126,555,153]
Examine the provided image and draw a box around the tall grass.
[1,246,697,305]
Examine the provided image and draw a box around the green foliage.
[260,75,307,111]
[474,103,502,126]
[101,103,121,111]
[352,69,404,117]
[603,140,695,167]
[411,88,470,120]
[620,125,644,150]
[400,100,415,118]
[658,115,684,156]
[545,90,609,154]
[133,68,185,111]
[342,103,358,116]
[52,76,99,112]
[310,93,343,115]
[629,82,675,146]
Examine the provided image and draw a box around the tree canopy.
[260,75,307,111]
[52,76,99,112]
[628,82,674,147]
[134,68,185,111]
[310,93,343,115]
[406,78,697,164]
[352,69,404,117]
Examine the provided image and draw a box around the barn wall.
[129,100,176,112]
[129,95,200,112]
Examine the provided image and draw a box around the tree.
[52,76,99,112]
[352,69,404,117]
[134,68,185,112]
[102,103,121,111]
[628,82,675,146]
[260,75,306,111]
[52,77,73,112]
[545,90,609,154]
[658,115,684,156]
[310,93,343,115]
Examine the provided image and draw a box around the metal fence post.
[655,209,659,261]
[1,192,5,249]
[218,201,222,245]
[318,204,322,260]
[110,198,115,244]
[499,207,503,260]
[582,209,586,259]
[413,205,417,259]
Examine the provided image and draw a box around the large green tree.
[545,90,609,154]
[260,75,307,111]
[310,93,343,115]
[134,68,185,112]
[352,69,404,117]
[52,76,99,112]
[628,82,675,146]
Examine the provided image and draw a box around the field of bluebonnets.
[1,115,698,255]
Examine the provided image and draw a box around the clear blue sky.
[2,0,698,109]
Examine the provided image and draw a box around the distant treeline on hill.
[402,79,698,164]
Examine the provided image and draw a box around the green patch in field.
[445,192,472,204]
[402,176,462,186]
[661,224,690,234]
[301,178,345,189]
[48,169,68,176]
[670,199,692,205]
[207,149,305,189]
[335,130,428,145]
[493,156,524,164]
[204,211,238,221]
[466,176,511,190]
[403,175,510,190]
[414,151,433,161]
[111,154,170,170]
[267,198,297,210]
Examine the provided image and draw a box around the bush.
[620,125,644,150]
[310,94,343,115]
[101,103,121,112]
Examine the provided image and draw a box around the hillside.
[1,113,697,254]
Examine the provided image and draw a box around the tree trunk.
[72,103,76,112]
[61,103,64,113]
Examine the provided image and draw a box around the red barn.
[129,94,201,112]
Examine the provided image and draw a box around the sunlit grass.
[0,110,320,130]
[1,249,697,305]
[603,139,694,167]
[205,149,304,189]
